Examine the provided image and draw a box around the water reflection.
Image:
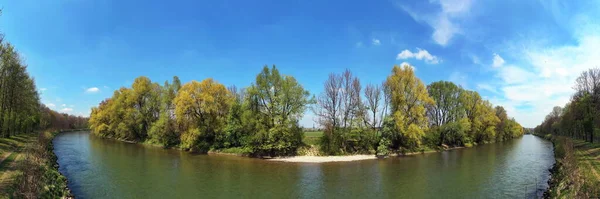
[54,132,554,199]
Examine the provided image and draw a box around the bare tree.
[364,83,382,129]
[340,69,362,128]
[575,68,600,98]
[312,73,343,128]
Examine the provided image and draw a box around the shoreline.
[267,155,377,163]
[88,131,476,163]
[266,146,467,163]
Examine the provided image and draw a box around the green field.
[303,131,323,146]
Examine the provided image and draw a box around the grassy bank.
[543,135,600,198]
[0,130,77,198]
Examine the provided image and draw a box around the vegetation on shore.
[541,135,600,198]
[9,131,71,199]
[534,68,600,198]
[89,64,524,157]
[0,14,89,198]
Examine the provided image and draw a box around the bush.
[249,123,303,157]
[376,138,391,156]
[319,126,343,155]
[148,115,177,147]
[180,128,201,152]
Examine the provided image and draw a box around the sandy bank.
[267,155,377,163]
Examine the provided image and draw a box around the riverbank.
[541,135,600,198]
[268,155,376,163]
[89,131,502,163]
[0,130,77,198]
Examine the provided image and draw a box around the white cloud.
[482,34,600,127]
[69,105,74,107]
[372,39,381,45]
[400,0,473,46]
[40,88,47,91]
[85,87,100,93]
[492,53,505,67]
[471,54,482,65]
[497,65,535,85]
[400,61,416,71]
[61,104,66,107]
[60,108,73,113]
[396,48,440,64]
[46,103,56,108]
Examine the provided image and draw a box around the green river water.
[53,131,554,198]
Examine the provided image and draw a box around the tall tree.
[383,64,434,150]
[426,81,465,127]
[246,65,311,156]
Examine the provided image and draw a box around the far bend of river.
[53,132,554,199]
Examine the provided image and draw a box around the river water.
[53,132,554,199]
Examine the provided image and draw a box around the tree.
[426,81,465,127]
[364,83,384,129]
[313,69,372,154]
[174,78,233,152]
[383,64,434,151]
[246,65,311,156]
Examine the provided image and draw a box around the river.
[53,132,554,199]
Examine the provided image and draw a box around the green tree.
[245,65,311,156]
[382,64,434,151]
[426,81,465,127]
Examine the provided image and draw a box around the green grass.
[304,131,323,137]
[303,131,323,146]
[0,153,17,171]
[0,134,36,154]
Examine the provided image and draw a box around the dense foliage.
[90,63,524,156]
[312,64,524,155]
[535,68,600,142]
[0,34,87,135]
[90,66,310,156]
[0,18,87,198]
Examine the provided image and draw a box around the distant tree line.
[90,64,524,156]
[535,68,600,143]
[0,34,87,136]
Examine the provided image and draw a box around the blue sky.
[1,0,598,128]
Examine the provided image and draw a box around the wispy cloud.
[484,35,600,127]
[492,53,505,67]
[399,0,473,46]
[372,39,381,46]
[449,71,468,88]
[60,108,73,113]
[476,83,498,94]
[85,87,100,93]
[396,48,440,64]
[40,88,47,91]
[355,42,363,48]
[46,103,56,108]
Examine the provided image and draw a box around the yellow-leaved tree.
[174,78,233,152]
[382,64,434,151]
